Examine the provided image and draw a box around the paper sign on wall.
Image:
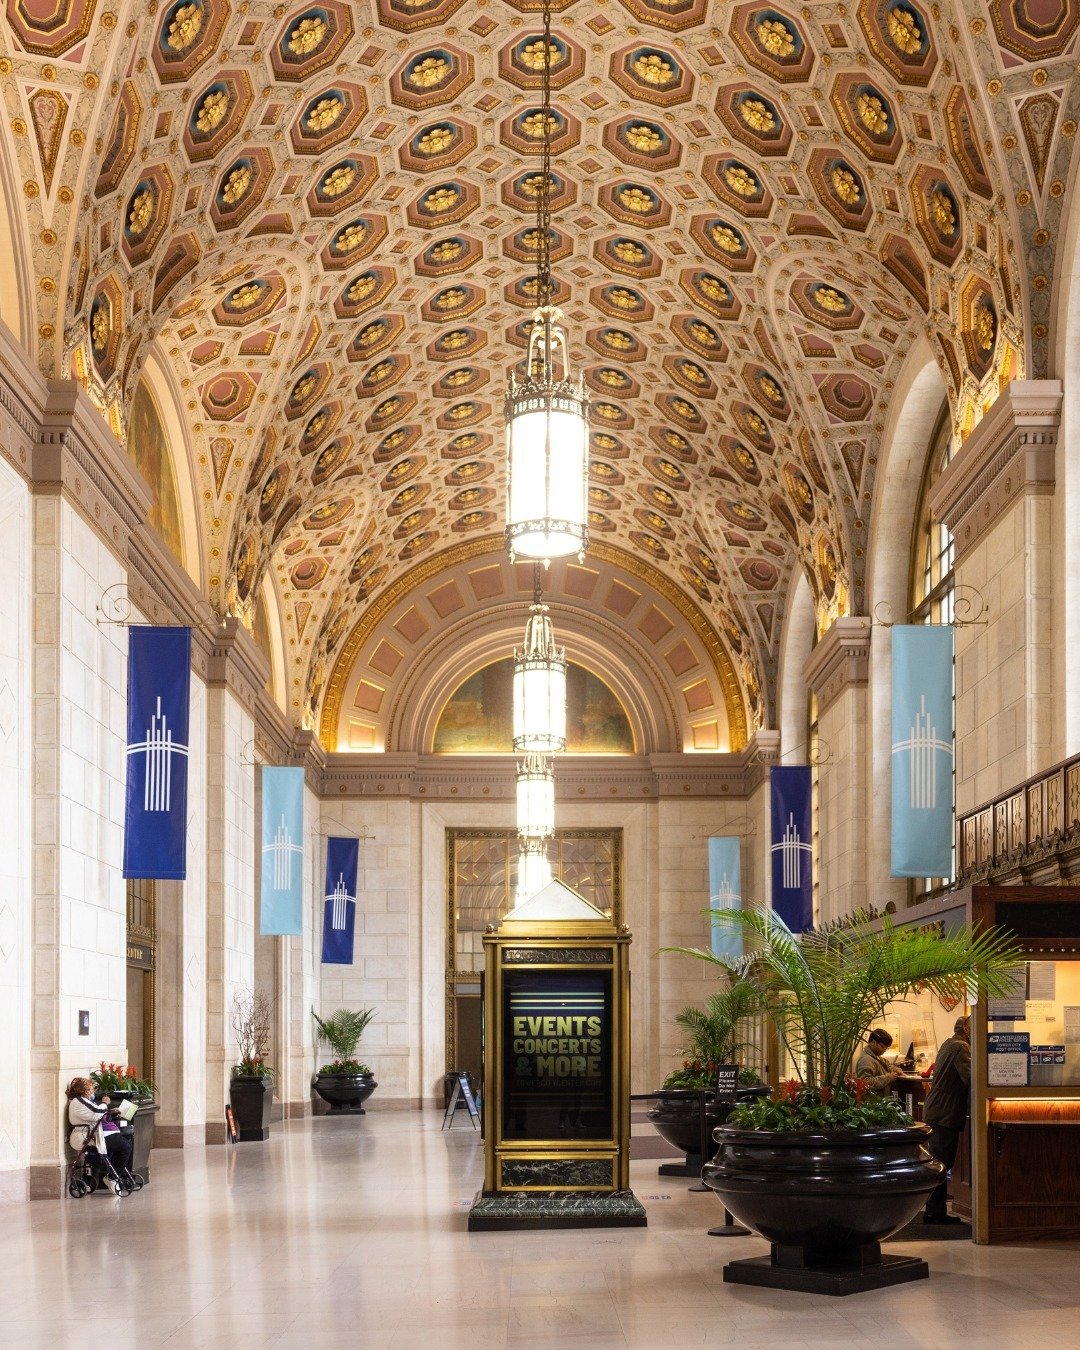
[987,1032,1030,1086]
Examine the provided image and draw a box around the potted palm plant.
[311,1007,378,1114]
[668,908,1021,1294]
[229,990,275,1141]
[648,980,767,1165]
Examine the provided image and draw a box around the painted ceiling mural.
[1,0,1078,736]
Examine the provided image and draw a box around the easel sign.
[225,1104,239,1143]
[442,1070,480,1129]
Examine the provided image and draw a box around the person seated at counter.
[853,1029,904,1093]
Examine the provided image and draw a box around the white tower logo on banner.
[326,873,352,930]
[264,813,303,891]
[710,873,739,907]
[892,694,953,809]
[772,814,812,890]
[127,696,189,812]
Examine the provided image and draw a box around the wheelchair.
[67,1125,143,1199]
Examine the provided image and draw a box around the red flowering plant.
[90,1062,155,1098]
[666,906,1022,1132]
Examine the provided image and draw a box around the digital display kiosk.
[468,878,644,1230]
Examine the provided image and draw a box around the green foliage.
[662,1062,761,1090]
[312,1006,376,1061]
[666,907,1023,1095]
[728,1080,911,1132]
[317,1058,372,1077]
[233,1056,273,1080]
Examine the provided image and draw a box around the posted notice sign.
[988,1031,1030,1086]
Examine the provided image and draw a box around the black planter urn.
[647,1084,770,1166]
[702,1124,944,1295]
[106,1091,158,1183]
[229,1077,274,1141]
[313,1072,377,1114]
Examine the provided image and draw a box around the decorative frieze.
[928,380,1061,562]
[802,616,871,716]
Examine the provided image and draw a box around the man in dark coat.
[922,1015,971,1224]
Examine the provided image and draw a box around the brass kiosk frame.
[468,879,645,1230]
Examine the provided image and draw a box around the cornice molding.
[929,380,1062,562]
[743,729,781,793]
[0,318,47,481]
[207,617,271,716]
[318,750,760,802]
[126,524,216,680]
[802,616,872,715]
[34,380,151,560]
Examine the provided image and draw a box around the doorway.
[445,828,622,1082]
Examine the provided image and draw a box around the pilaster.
[804,618,873,923]
[930,382,1061,812]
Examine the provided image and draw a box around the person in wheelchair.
[66,1076,137,1189]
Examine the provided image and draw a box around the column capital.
[803,616,871,715]
[33,380,151,560]
[207,617,271,713]
[929,379,1061,562]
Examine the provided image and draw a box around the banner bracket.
[313,817,375,842]
[96,582,228,636]
[872,583,987,629]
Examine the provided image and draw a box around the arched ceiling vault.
[1,0,1078,734]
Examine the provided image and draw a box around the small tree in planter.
[667,908,1022,1294]
[648,979,767,1165]
[311,1007,378,1114]
[230,990,275,1141]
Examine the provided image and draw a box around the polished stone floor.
[4,1111,1078,1348]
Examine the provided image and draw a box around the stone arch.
[322,546,743,755]
[776,568,815,759]
[864,339,947,911]
[0,125,32,347]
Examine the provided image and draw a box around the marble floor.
[3,1111,1078,1349]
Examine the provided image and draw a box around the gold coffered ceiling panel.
[0,0,1076,734]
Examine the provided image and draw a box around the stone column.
[0,322,41,1203]
[204,620,266,1141]
[28,382,151,1195]
[803,617,872,925]
[929,381,1061,815]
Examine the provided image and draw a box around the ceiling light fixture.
[513,564,567,754]
[504,0,589,564]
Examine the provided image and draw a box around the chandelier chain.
[536,0,553,307]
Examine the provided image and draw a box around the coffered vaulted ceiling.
[1,0,1078,738]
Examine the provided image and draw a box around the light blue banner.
[770,766,813,932]
[891,625,954,877]
[260,767,305,936]
[708,837,742,962]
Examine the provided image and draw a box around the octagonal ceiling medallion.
[333,268,396,319]
[611,44,694,105]
[595,236,663,279]
[271,5,355,82]
[184,72,255,163]
[213,275,287,326]
[790,277,864,330]
[857,0,938,86]
[689,216,756,271]
[211,150,274,231]
[415,235,484,278]
[716,87,793,157]
[501,107,581,158]
[390,45,474,110]
[703,157,774,218]
[808,151,873,231]
[499,32,585,90]
[122,167,174,267]
[602,117,684,170]
[671,314,729,362]
[959,276,998,381]
[597,181,672,229]
[910,166,963,266]
[153,0,230,85]
[406,179,481,229]
[290,84,369,155]
[830,76,902,163]
[400,120,479,172]
[320,216,390,270]
[679,269,742,321]
[307,156,379,216]
[729,5,816,82]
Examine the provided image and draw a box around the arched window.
[907,402,955,901]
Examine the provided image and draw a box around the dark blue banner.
[770,765,813,933]
[321,836,359,965]
[123,626,191,880]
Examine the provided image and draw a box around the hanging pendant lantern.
[503,0,588,563]
[516,752,555,840]
[516,836,553,903]
[505,307,589,562]
[513,589,567,753]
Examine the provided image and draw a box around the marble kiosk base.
[468,1188,648,1231]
